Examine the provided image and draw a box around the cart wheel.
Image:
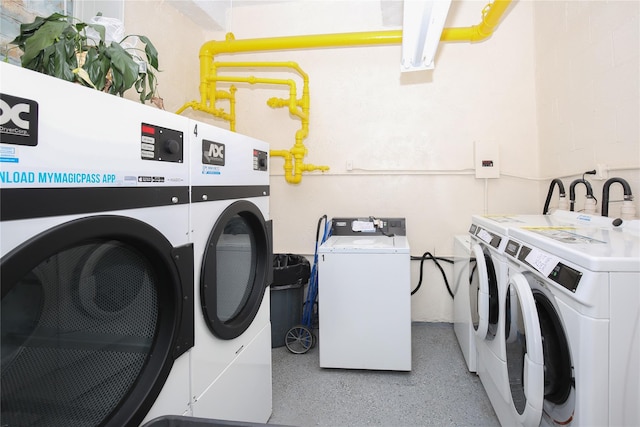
[311,331,318,348]
[285,325,313,354]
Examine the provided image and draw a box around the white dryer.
[188,122,273,422]
[502,225,640,427]
[0,63,194,426]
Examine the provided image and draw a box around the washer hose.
[411,252,453,298]
[543,179,566,214]
[569,178,594,211]
[601,177,633,217]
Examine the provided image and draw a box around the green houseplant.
[9,12,160,104]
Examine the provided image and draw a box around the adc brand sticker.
[202,139,225,166]
[0,93,39,146]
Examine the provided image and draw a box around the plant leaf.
[83,47,110,91]
[106,42,138,96]
[11,13,67,46]
[21,20,68,67]
[87,23,106,43]
[47,40,74,81]
[74,67,97,89]
[137,35,159,70]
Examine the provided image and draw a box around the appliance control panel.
[513,241,582,292]
[253,149,268,171]
[140,123,184,163]
[472,225,501,249]
[331,217,406,236]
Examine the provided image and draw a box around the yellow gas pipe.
[209,61,327,183]
[178,0,512,184]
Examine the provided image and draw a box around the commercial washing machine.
[188,121,273,422]
[0,63,194,426]
[318,217,411,371]
[468,214,564,419]
[467,211,633,426]
[502,225,640,426]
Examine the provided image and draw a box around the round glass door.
[0,216,191,427]
[505,272,544,426]
[200,200,271,340]
[469,243,498,339]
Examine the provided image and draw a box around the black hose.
[602,177,633,217]
[315,215,328,243]
[569,178,594,211]
[543,179,566,214]
[410,252,454,298]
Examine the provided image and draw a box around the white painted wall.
[123,1,226,115]
[221,0,539,321]
[534,1,640,218]
[120,0,639,322]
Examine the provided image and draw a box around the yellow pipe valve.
[267,97,289,108]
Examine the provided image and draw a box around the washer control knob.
[164,139,180,155]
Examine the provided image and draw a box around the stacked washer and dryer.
[457,211,639,427]
[0,63,273,425]
[188,121,273,422]
[0,62,194,426]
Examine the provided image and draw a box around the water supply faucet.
[543,179,566,214]
[602,177,635,219]
[569,178,594,212]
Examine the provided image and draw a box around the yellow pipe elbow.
[441,0,512,42]
[176,101,198,115]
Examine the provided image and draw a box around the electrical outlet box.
[474,141,500,179]
[595,164,608,180]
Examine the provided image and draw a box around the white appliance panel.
[453,234,476,372]
[188,119,272,423]
[318,235,411,371]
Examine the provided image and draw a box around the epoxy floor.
[268,322,500,427]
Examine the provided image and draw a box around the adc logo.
[202,139,225,166]
[0,93,39,146]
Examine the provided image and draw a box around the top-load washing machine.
[318,217,411,371]
[189,121,273,422]
[502,224,640,427]
[0,63,194,426]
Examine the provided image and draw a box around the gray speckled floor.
[268,322,499,427]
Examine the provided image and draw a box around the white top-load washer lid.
[509,226,640,272]
[319,235,410,254]
[473,214,558,235]
[550,210,634,229]
[472,211,624,238]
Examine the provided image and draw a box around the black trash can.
[270,254,310,348]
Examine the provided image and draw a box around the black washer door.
[200,200,272,340]
[0,215,193,427]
